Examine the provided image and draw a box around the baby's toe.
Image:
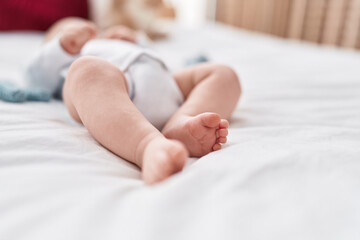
[200,113,221,128]
[212,143,222,151]
[217,137,227,144]
[219,119,229,129]
[216,129,228,138]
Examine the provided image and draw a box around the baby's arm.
[26,21,97,94]
[25,37,78,94]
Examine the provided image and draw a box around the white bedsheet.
[0,24,359,240]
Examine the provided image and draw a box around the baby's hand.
[60,21,97,55]
[100,26,138,43]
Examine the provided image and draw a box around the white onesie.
[25,38,184,130]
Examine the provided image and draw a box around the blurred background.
[1,0,360,48]
[215,0,360,49]
[173,0,360,49]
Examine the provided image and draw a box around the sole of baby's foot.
[60,22,97,55]
[142,138,188,185]
[163,113,229,157]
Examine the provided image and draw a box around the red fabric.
[0,0,88,31]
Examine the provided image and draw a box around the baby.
[26,18,241,184]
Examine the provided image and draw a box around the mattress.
[0,24,359,240]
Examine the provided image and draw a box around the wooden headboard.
[216,0,360,49]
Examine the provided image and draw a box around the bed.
[0,23,359,240]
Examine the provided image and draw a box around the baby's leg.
[63,56,188,184]
[162,64,241,157]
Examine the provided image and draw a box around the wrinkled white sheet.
[0,24,359,240]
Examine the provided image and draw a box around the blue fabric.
[25,88,52,102]
[185,54,209,66]
[0,81,26,103]
[0,81,51,103]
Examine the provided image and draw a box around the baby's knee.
[213,65,239,81]
[67,56,124,86]
[68,56,104,75]
[213,65,241,96]
[64,56,127,101]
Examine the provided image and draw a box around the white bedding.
[0,24,359,240]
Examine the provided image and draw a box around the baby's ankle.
[141,138,188,184]
[134,132,163,168]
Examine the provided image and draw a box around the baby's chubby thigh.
[127,55,184,130]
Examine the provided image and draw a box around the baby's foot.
[142,138,188,185]
[163,113,229,157]
[60,21,97,55]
